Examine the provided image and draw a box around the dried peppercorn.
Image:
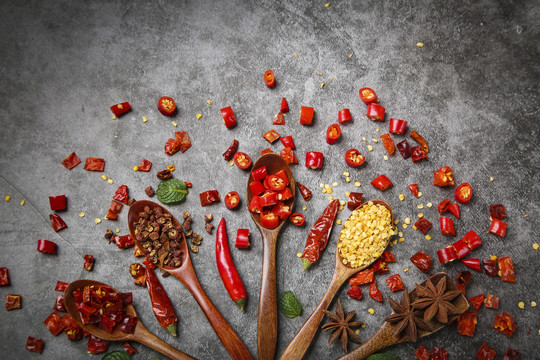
[5,294,21,311]
[410,251,432,272]
[145,186,155,197]
[296,182,312,201]
[386,274,404,292]
[26,336,44,354]
[476,343,497,360]
[347,192,363,211]
[493,312,517,336]
[432,346,448,360]
[347,285,363,300]
[62,152,81,170]
[113,185,129,204]
[490,204,507,220]
[502,348,520,360]
[348,268,374,286]
[411,145,428,163]
[498,256,515,282]
[369,280,383,302]
[415,217,432,235]
[0,267,9,286]
[482,259,498,276]
[49,214,67,232]
[415,345,430,360]
[485,294,499,309]
[457,311,477,337]
[468,294,485,311]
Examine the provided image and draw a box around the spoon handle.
[280,268,350,360]
[257,233,278,360]
[337,322,397,360]
[134,322,197,360]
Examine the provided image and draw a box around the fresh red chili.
[164,138,181,156]
[110,102,131,117]
[455,182,473,204]
[408,184,419,198]
[88,335,110,354]
[249,180,266,196]
[235,228,250,248]
[83,255,94,271]
[432,346,448,360]
[415,345,431,360]
[261,148,273,156]
[263,129,281,143]
[451,239,470,259]
[359,87,378,104]
[438,199,451,214]
[482,259,498,276]
[344,148,365,167]
[62,152,81,170]
[265,174,287,191]
[83,157,105,171]
[301,199,339,271]
[259,191,278,208]
[433,166,455,187]
[369,280,383,302]
[305,151,323,169]
[280,135,296,149]
[222,139,239,161]
[44,310,65,336]
[498,256,515,282]
[50,214,68,231]
[386,274,404,292]
[280,97,289,113]
[278,187,293,201]
[273,112,285,125]
[280,147,298,164]
[123,342,138,355]
[200,190,221,206]
[380,133,395,155]
[437,247,458,264]
[389,118,408,134]
[396,139,411,159]
[503,348,521,360]
[468,294,485,311]
[370,174,393,191]
[411,145,428,163]
[410,130,429,153]
[461,258,481,272]
[414,217,432,235]
[366,103,385,121]
[114,234,134,249]
[105,200,123,220]
[338,109,352,123]
[290,213,305,226]
[113,184,129,204]
[49,195,67,211]
[252,166,268,181]
[216,218,248,310]
[264,70,275,88]
[462,230,482,250]
[37,239,57,254]
[295,182,312,201]
[174,131,191,152]
[457,311,477,337]
[440,216,455,236]
[493,312,517,336]
[224,191,241,210]
[220,106,237,128]
[138,158,152,172]
[5,294,21,311]
[347,285,363,300]
[248,196,262,214]
[447,202,460,218]
[348,268,374,286]
[410,251,432,273]
[326,124,341,144]
[260,209,279,229]
[234,152,252,169]
[26,336,44,353]
[145,266,178,336]
[300,106,314,125]
[347,192,363,211]
[157,96,176,116]
[55,281,68,291]
[490,204,507,220]
[489,219,507,237]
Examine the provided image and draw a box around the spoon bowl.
[64,279,195,360]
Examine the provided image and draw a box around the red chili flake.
[87,335,110,354]
[5,294,22,311]
[138,158,152,172]
[490,204,507,220]
[381,250,396,263]
[53,294,66,312]
[369,280,383,302]
[438,199,451,214]
[62,314,83,341]
[386,274,405,292]
[263,129,281,143]
[485,294,500,309]
[175,131,192,152]
[83,157,105,171]
[156,169,172,179]
[476,342,497,360]
[457,271,472,286]
[164,138,181,156]
[410,251,432,273]
[457,311,477,337]
[502,348,521,360]
[83,255,94,271]
[372,259,389,275]
[348,268,374,286]
[123,342,138,355]
[105,200,123,220]
[200,190,220,206]
[414,217,432,234]
[62,152,81,170]
[0,267,9,286]
[497,256,516,282]
[414,344,431,360]
[493,312,517,336]
[113,184,129,204]
[432,346,448,360]
[346,285,363,300]
[482,259,498,276]
[26,336,45,354]
[55,281,68,292]
[49,214,67,232]
[468,294,485,311]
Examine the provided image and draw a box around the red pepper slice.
[369,280,383,302]
[265,175,287,191]
[5,294,21,311]
[381,250,396,263]
[455,182,473,204]
[224,191,241,210]
[200,190,220,207]
[344,148,365,167]
[222,139,239,161]
[277,187,293,201]
[407,184,419,198]
[359,87,378,104]
[123,342,138,355]
[457,271,472,286]
[260,191,278,208]
[490,204,507,220]
[290,213,305,226]
[415,345,431,360]
[326,124,341,144]
[300,106,314,125]
[26,336,44,353]
[437,247,458,264]
[432,346,448,360]
[49,195,67,211]
[113,185,129,204]
[461,258,481,272]
[53,294,66,312]
[88,335,110,354]
[280,98,289,113]
[410,251,432,272]
[396,139,411,159]
[264,70,275,88]
[145,266,178,335]
[338,109,352,123]
[138,158,152,172]
[438,199,451,214]
[482,259,498,276]
[503,348,520,360]
[216,218,248,310]
[411,145,428,163]
[274,169,289,186]
[221,106,237,128]
[261,148,273,156]
[248,196,262,214]
[83,157,105,171]
[114,234,134,249]
[62,152,81,170]
[295,182,312,201]
[366,103,385,121]
[498,256,515,282]
[447,202,460,218]
[468,294,485,311]
[263,129,281,143]
[451,239,470,259]
[174,131,192,152]
[260,209,279,229]
[120,316,139,334]
[370,174,393,191]
[305,151,323,169]
[380,133,395,155]
[157,96,176,116]
[413,217,431,234]
[493,312,517,336]
[105,200,123,220]
[489,218,507,237]
[44,310,65,336]
[348,268,374,286]
[347,285,363,300]
[50,213,68,232]
[433,166,455,187]
[83,255,94,271]
[485,294,500,309]
[249,180,266,196]
[110,102,131,117]
[252,166,268,181]
[372,259,389,275]
[234,152,252,169]
[385,274,404,292]
[280,135,296,149]
[410,130,429,153]
[457,311,477,337]
[347,192,363,211]
[462,230,482,250]
[37,239,57,254]
[476,343,497,360]
[280,147,298,165]
[164,138,181,156]
[55,281,68,291]
[273,112,285,125]
[389,118,408,134]
[440,216,455,236]
[235,229,250,248]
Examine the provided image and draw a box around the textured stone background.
[0,0,539,359]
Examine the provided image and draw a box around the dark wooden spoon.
[246,153,295,360]
[338,272,470,360]
[127,200,253,360]
[64,279,196,360]
[280,200,393,360]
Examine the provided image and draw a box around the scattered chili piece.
[235,229,250,248]
[462,230,482,250]
[369,280,383,302]
[408,184,419,198]
[468,294,485,311]
[55,281,68,292]
[83,255,94,271]
[222,139,239,161]
[5,294,21,311]
[260,148,273,155]
[259,190,278,208]
[344,148,365,167]
[415,344,430,360]
[300,106,314,125]
[62,152,81,170]
[145,266,178,335]
[409,130,429,153]
[164,138,181,156]
[437,247,458,264]
[493,311,517,336]
[26,336,44,354]
[371,174,393,191]
[263,129,281,143]
[411,145,428,163]
[49,195,67,211]
[389,118,407,134]
[386,274,404,291]
[280,147,298,164]
[53,294,66,312]
[105,200,123,220]
[485,294,500,309]
[380,133,395,155]
[410,251,432,272]
[280,98,289,113]
[489,218,507,238]
[455,182,473,204]
[476,342,497,360]
[457,311,477,337]
[415,217,432,234]
[347,192,363,211]
[220,106,237,128]
[447,202,460,218]
[457,271,472,286]
[502,348,521,360]
[347,285,363,300]
[482,259,498,276]
[372,259,389,275]
[157,96,176,116]
[110,102,131,117]
[123,342,138,355]
[278,187,293,201]
[439,216,455,236]
[490,204,507,220]
[234,152,252,169]
[461,258,481,272]
[305,151,324,169]
[296,182,312,201]
[248,196,262,214]
[249,180,266,196]
[273,112,285,125]
[280,135,296,149]
[290,213,305,226]
[264,70,275,88]
[88,335,110,354]
[252,166,267,181]
[338,109,352,123]
[432,346,448,360]
[433,166,455,187]
[452,239,470,259]
[200,190,220,207]
[260,209,279,229]
[359,87,378,104]
[138,158,152,171]
[156,169,172,179]
[381,250,396,263]
[366,103,385,121]
[438,199,451,214]
[44,310,65,336]
[348,268,374,286]
[326,123,341,144]
[224,191,240,210]
[174,131,192,152]
[37,239,57,254]
[83,157,105,171]
[113,184,129,204]
[115,234,134,249]
[498,256,515,282]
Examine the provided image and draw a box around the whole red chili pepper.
[301,199,339,271]
[216,218,247,310]
[145,265,178,336]
[296,181,312,201]
[222,139,239,161]
[49,214,67,232]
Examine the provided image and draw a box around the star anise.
[322,299,364,352]
[385,288,431,342]
[412,276,461,324]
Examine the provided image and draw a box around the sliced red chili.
[433,166,455,187]
[338,109,352,123]
[248,196,262,214]
[157,96,176,116]
[273,112,285,125]
[114,234,134,249]
[326,124,341,144]
[440,216,455,236]
[280,98,289,113]
[259,190,278,208]
[372,259,389,275]
[489,219,507,237]
[455,182,473,204]
[249,180,266,196]
[482,259,498,276]
[53,294,66,312]
[224,191,240,210]
[222,139,239,161]
[274,170,289,185]
[252,166,268,181]
[380,133,395,155]
[264,70,275,88]
[138,158,152,171]
[83,157,105,171]
[498,256,515,282]
[55,281,68,292]
[0,268,10,287]
[300,106,314,125]
[438,199,451,214]
[447,202,460,218]
[389,118,407,134]
[235,229,250,248]
[83,255,94,271]
[110,102,131,117]
[385,274,404,292]
[263,129,281,143]
[414,217,432,235]
[5,294,21,311]
[381,250,396,263]
[369,280,383,302]
[476,343,496,360]
[123,342,138,355]
[359,87,378,104]
[432,346,448,360]
[410,130,429,153]
[411,145,428,163]
[366,103,385,121]
[26,336,44,353]
[461,258,481,272]
[396,139,411,159]
[408,184,419,198]
[174,131,192,152]
[199,190,220,206]
[344,148,365,167]
[457,311,477,337]
[221,106,237,128]
[370,174,393,191]
[348,268,374,286]
[88,335,110,354]
[485,294,500,309]
[280,135,296,149]
[452,239,470,259]
[347,192,363,211]
[277,187,293,201]
[62,152,81,170]
[50,214,67,232]
[49,195,67,211]
[468,293,485,311]
[346,285,363,300]
[305,151,323,169]
[502,348,520,360]
[105,200,123,220]
[280,147,298,165]
[415,345,431,360]
[37,239,57,254]
[164,138,181,156]
[296,182,312,201]
[490,204,507,220]
[44,310,65,336]
[437,247,458,264]
[410,251,432,272]
[290,213,305,226]
[260,209,279,229]
[493,312,517,336]
[234,152,252,169]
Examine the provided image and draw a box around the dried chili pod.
[156,169,172,179]
[222,139,239,161]
[296,181,312,201]
[145,266,178,336]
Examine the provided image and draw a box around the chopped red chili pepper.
[174,131,192,152]
[37,239,57,254]
[348,268,374,286]
[485,294,500,309]
[366,103,385,121]
[490,204,507,220]
[415,344,431,360]
[49,195,67,211]
[280,98,289,113]
[290,213,305,226]
[468,293,485,311]
[248,196,262,214]
[457,271,472,286]
[53,294,66,312]
[235,229,250,248]
[347,192,363,211]
[326,123,341,144]
[457,311,477,337]
[264,70,275,88]
[260,209,279,229]
[455,182,473,204]
[433,166,455,187]
[452,239,470,259]
[411,145,428,163]
[369,280,383,302]
[482,259,498,276]
[408,184,419,198]
[55,281,68,292]
[397,139,411,159]
[462,230,482,250]
[249,180,266,196]
[113,184,129,204]
[83,157,105,171]
[5,294,21,311]
[389,118,407,134]
[372,259,389,275]
[493,311,517,336]
[157,96,176,116]
[44,310,65,336]
[432,346,448,360]
[252,166,268,181]
[123,342,138,355]
[259,190,278,208]
[414,217,432,235]
[88,335,110,354]
[380,133,395,155]
[62,152,81,170]
[344,148,365,167]
[437,247,458,264]
[261,148,273,156]
[371,174,393,191]
[502,348,521,360]
[110,102,131,117]
[295,182,312,201]
[120,316,138,334]
[386,274,404,292]
[280,135,296,149]
[338,109,352,123]
[278,187,293,201]
[105,200,123,220]
[439,216,455,236]
[82,255,94,271]
[409,130,429,153]
[489,218,507,238]
[138,158,152,171]
[114,234,134,249]
[156,169,172,180]
[234,152,252,169]
[300,106,314,125]
[221,106,237,128]
[381,250,396,263]
[223,191,241,210]
[271,200,291,222]
[305,151,324,169]
[280,147,298,165]
[273,112,285,125]
[476,342,496,360]
[222,139,239,161]
[461,258,481,272]
[438,199,451,214]
[26,336,44,353]
[359,87,378,104]
[447,202,460,218]
[347,285,363,300]
[200,190,220,207]
[164,138,181,156]
[410,251,432,272]
[263,129,281,143]
[497,256,515,282]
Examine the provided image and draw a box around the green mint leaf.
[366,353,400,360]
[280,290,302,318]
[156,179,188,204]
[101,351,130,360]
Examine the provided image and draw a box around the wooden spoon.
[246,153,295,360]
[64,279,196,360]
[127,200,253,360]
[338,272,470,360]
[280,200,393,360]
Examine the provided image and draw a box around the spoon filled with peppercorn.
[64,279,195,360]
[246,153,295,360]
[280,200,394,360]
[127,200,253,360]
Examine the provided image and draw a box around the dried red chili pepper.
[174,131,192,152]
[120,316,138,334]
[490,204,507,220]
[83,157,105,171]
[114,234,134,249]
[138,158,152,171]
[234,152,252,169]
[280,98,289,113]
[88,335,109,354]
[482,259,498,276]
[49,195,67,211]
[55,281,68,292]
[468,293,485,311]
[348,268,374,286]
[301,199,339,271]
[386,274,404,292]
[263,129,281,143]
[110,102,131,117]
[457,271,472,286]
[113,184,129,204]
[300,106,314,125]
[433,166,455,187]
[26,336,44,353]
[0,268,9,286]
[326,123,341,144]
[83,255,94,271]
[359,87,378,104]
[415,217,432,234]
[5,294,21,311]
[371,174,393,191]
[489,218,507,238]
[502,348,520,360]
[476,342,496,360]
[372,259,389,275]
[457,311,477,337]
[380,133,395,155]
[222,139,239,161]
[216,218,248,311]
[273,112,285,125]
[338,109,352,123]
[411,145,428,163]
[437,247,458,264]
[145,265,178,336]
[410,251,432,272]
[415,344,430,360]
[290,213,305,226]
[164,138,181,156]
[200,190,220,207]
[305,151,323,169]
[346,192,363,211]
[493,312,517,336]
[123,342,138,355]
[221,106,237,128]
[235,229,250,248]
[396,139,411,159]
[344,148,365,167]
[280,135,296,149]
[498,256,515,282]
[156,169,172,179]
[440,216,455,236]
[264,70,275,88]
[381,250,396,263]
[53,294,65,312]
[461,258,481,272]
[280,147,298,164]
[369,280,383,302]
[485,294,499,309]
[432,346,448,360]
[409,130,429,153]
[296,182,312,201]
[105,200,123,220]
[44,310,65,336]
[389,118,407,134]
[347,285,363,300]
[455,182,473,204]
[366,103,385,121]
[62,152,81,170]
[37,239,57,254]
[438,199,451,214]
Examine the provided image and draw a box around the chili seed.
[107,178,113,184]
[95,218,102,224]
[362,137,366,142]
[368,308,375,315]
[343,171,350,177]
[320,82,325,89]
[418,213,424,217]
[196,113,202,119]
[372,139,378,143]
[412,225,418,230]
[336,219,342,225]
[491,255,497,260]
[320,183,325,188]
[416,42,424,47]
[328,196,334,201]
[346,177,351,182]
[339,205,344,211]
[112,115,117,120]
[427,202,433,208]
[490,176,494,181]
[355,182,361,187]
[20,199,25,206]
[100,175,107,181]
[376,127,380,132]
[425,235,431,240]
[404,267,409,272]
[190,245,199,253]
[532,301,537,307]
[417,204,424,209]
[133,165,139,171]
[399,194,405,201]
[532,243,539,250]
[142,116,148,123]
[518,302,525,309]
[206,100,212,104]
[367,145,373,152]
[302,205,307,211]
[402,224,408,229]
[384,155,388,161]
[348,53,353,58]
[417,191,423,197]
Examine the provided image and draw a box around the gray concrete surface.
[1,0,539,359]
